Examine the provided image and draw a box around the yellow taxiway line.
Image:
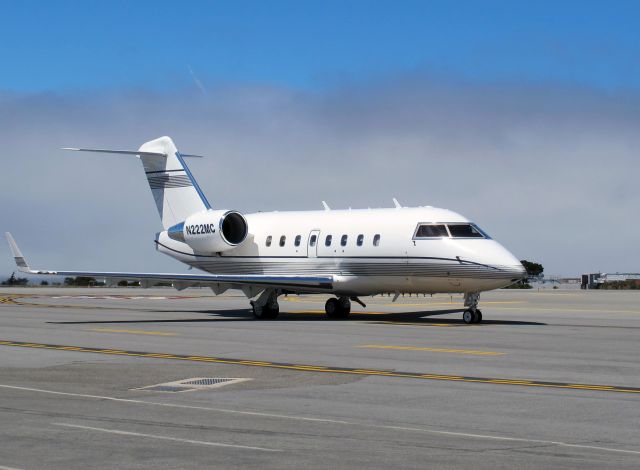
[0,339,638,395]
[88,328,177,336]
[356,344,505,356]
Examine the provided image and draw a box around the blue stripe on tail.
[175,151,211,209]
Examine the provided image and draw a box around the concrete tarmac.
[0,287,639,469]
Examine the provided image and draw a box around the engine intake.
[168,210,248,253]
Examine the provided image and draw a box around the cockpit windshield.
[447,223,485,238]
[415,224,448,238]
[414,223,490,239]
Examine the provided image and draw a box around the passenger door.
[307,230,320,258]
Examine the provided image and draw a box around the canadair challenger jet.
[6,136,526,323]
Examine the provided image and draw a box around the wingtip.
[5,232,17,251]
[5,232,30,272]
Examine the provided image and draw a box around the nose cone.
[478,240,527,280]
[497,244,527,279]
[511,258,527,279]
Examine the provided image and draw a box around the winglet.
[5,232,31,273]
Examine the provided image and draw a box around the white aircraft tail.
[64,136,211,229]
[137,136,211,229]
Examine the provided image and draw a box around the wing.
[5,233,333,295]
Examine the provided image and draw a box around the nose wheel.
[463,292,482,324]
[462,309,482,324]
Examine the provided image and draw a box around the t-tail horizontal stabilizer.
[63,136,210,230]
[62,147,205,158]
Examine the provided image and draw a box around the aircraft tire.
[325,298,349,319]
[462,309,474,324]
[252,304,279,320]
[474,310,482,323]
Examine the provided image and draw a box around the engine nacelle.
[167,210,248,253]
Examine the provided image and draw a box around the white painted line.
[53,423,280,452]
[0,465,24,470]
[1,384,638,456]
[0,384,348,425]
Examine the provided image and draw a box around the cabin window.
[310,234,317,246]
[357,234,364,246]
[447,224,484,238]
[266,235,272,247]
[341,234,348,246]
[279,235,286,247]
[415,224,448,238]
[294,235,301,247]
[325,235,332,246]
[373,234,381,246]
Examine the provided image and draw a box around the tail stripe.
[176,152,211,210]
[145,169,186,175]
[147,174,193,189]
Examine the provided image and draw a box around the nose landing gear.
[463,292,482,324]
[462,308,482,324]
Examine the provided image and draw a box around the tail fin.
[137,136,211,229]
[64,136,211,229]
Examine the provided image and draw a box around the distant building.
[581,273,640,289]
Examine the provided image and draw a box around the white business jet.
[6,136,525,323]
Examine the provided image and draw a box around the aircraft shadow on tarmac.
[48,307,546,326]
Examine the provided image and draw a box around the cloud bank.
[1,75,638,277]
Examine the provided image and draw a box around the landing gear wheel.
[338,297,351,316]
[325,298,350,319]
[474,310,483,324]
[462,310,474,324]
[252,303,279,320]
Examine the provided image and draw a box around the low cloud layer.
[1,75,638,277]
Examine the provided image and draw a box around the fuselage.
[155,206,525,296]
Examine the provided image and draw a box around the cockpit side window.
[447,223,485,238]
[414,224,448,238]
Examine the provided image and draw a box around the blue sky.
[2,1,639,276]
[2,0,639,92]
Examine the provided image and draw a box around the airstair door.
[307,230,320,257]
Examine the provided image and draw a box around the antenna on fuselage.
[321,201,331,211]
[392,198,402,208]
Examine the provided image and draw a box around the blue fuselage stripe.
[175,151,212,209]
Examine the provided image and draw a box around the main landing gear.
[251,289,280,320]
[463,292,482,324]
[251,291,364,321]
[325,297,351,319]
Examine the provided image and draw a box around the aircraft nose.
[503,249,527,279]
[515,260,527,278]
[489,241,526,279]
